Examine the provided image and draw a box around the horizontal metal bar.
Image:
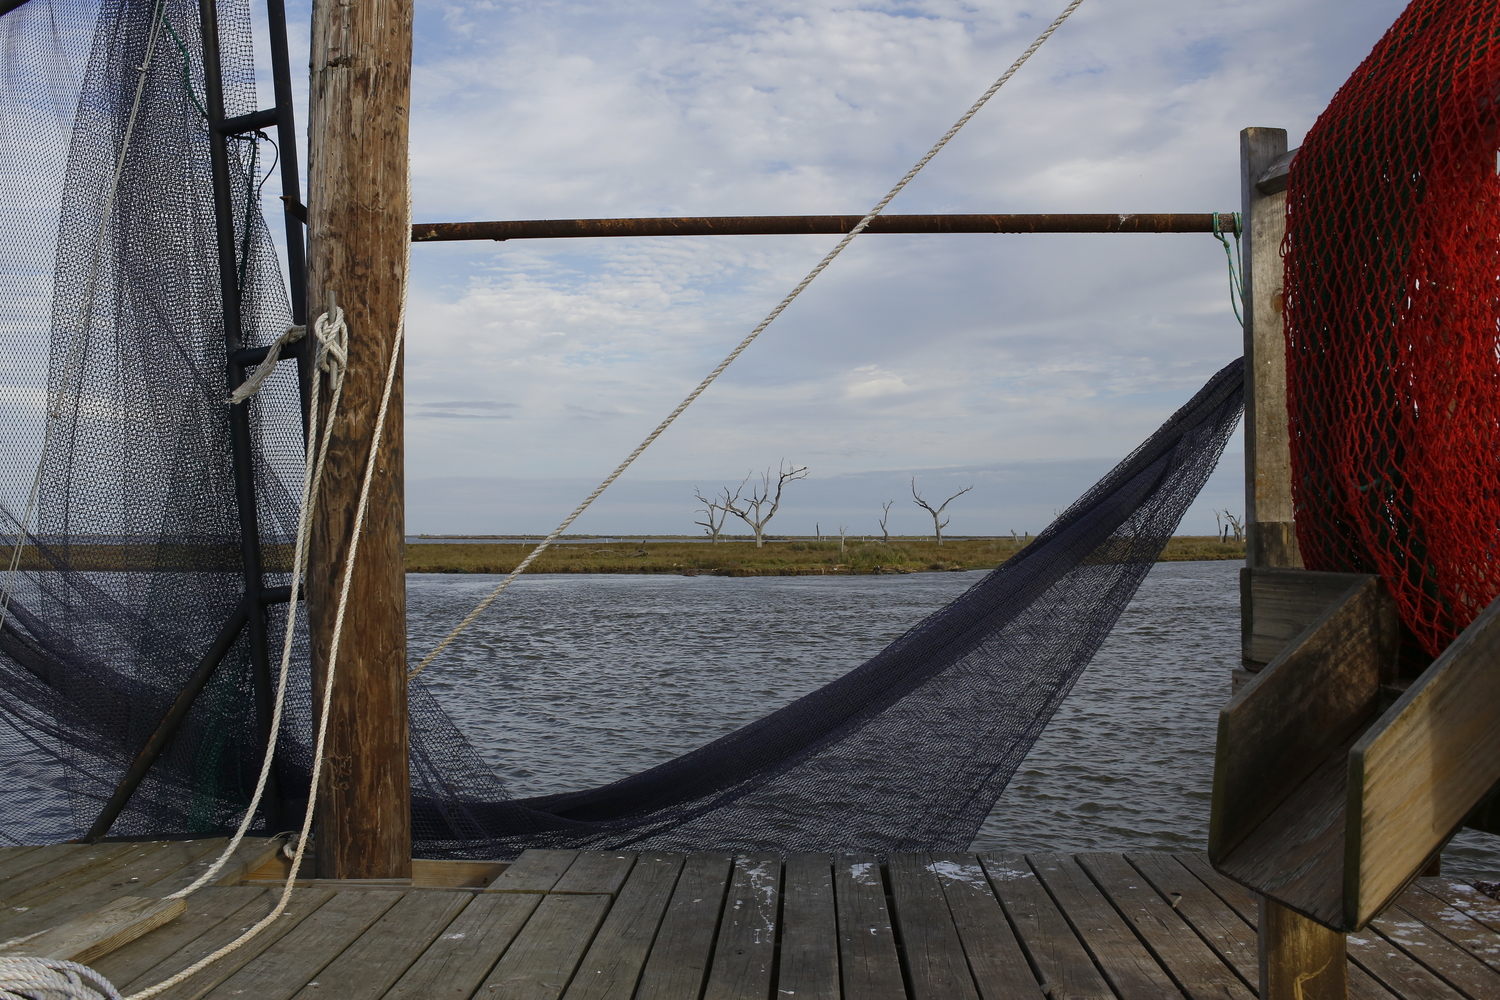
[260,585,293,604]
[217,108,279,135]
[231,344,273,367]
[411,213,1234,242]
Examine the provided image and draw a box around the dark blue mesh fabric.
[0,0,1244,856]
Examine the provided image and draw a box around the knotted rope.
[0,957,122,1000]
[407,0,1088,680]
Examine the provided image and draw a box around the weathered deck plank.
[979,853,1113,1000]
[475,893,611,1000]
[1369,905,1500,1000]
[887,852,980,1000]
[563,853,683,1000]
[927,851,1042,1000]
[384,892,542,1000]
[487,850,579,894]
[552,852,636,897]
[634,853,732,1000]
[1395,885,1500,972]
[91,886,271,990]
[703,853,781,1000]
[777,853,839,1000]
[834,853,904,1000]
[289,889,472,1000]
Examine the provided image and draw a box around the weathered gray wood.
[144,837,280,895]
[833,855,904,1000]
[1242,567,1372,667]
[1027,853,1181,1000]
[552,852,636,897]
[91,887,270,990]
[1370,904,1500,999]
[384,892,541,1000]
[0,894,186,965]
[1390,890,1500,974]
[0,845,82,888]
[1346,928,1467,1000]
[476,893,611,1000]
[1241,125,1299,570]
[635,853,732,1000]
[1259,898,1348,1000]
[776,853,838,1000]
[1212,574,1391,873]
[1256,147,1299,195]
[487,850,579,894]
[1126,853,1260,984]
[1078,852,1255,1000]
[1217,735,1355,928]
[194,889,403,1000]
[979,854,1112,1000]
[0,842,145,911]
[563,854,684,1000]
[1347,590,1500,930]
[1415,879,1500,937]
[927,852,1042,1000]
[141,887,338,1000]
[0,840,223,939]
[887,853,980,1000]
[703,853,781,1000]
[286,888,470,1000]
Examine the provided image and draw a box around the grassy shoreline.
[404,536,1246,576]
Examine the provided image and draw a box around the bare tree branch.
[911,478,973,546]
[693,486,731,543]
[878,500,895,543]
[723,460,809,547]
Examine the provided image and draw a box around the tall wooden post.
[306,0,413,879]
[1240,127,1345,999]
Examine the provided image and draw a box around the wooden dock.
[3,840,1499,999]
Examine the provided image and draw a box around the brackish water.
[409,560,1500,875]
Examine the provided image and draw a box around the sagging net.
[1285,0,1500,657]
[0,0,1244,854]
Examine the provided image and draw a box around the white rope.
[406,0,1087,680]
[0,957,122,1000]
[227,324,306,405]
[0,0,171,633]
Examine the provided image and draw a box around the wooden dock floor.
[3,841,1500,999]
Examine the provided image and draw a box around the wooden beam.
[1346,589,1500,928]
[0,896,186,965]
[305,0,413,879]
[1241,127,1300,569]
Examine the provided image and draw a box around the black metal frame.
[86,0,307,841]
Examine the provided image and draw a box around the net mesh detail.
[1285,0,1500,656]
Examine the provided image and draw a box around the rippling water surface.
[411,560,1500,874]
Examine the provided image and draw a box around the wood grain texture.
[1258,898,1347,1000]
[1243,567,1372,666]
[287,888,470,1000]
[0,845,71,886]
[305,0,413,880]
[1346,926,1466,1000]
[1390,890,1500,974]
[887,853,980,1000]
[0,895,185,965]
[927,851,1042,1000]
[487,850,579,894]
[833,855,904,1000]
[552,852,636,897]
[634,853,732,1000]
[1370,904,1500,999]
[145,887,338,1000]
[774,853,838,1000]
[1028,854,1182,1000]
[1078,852,1255,1000]
[1347,591,1500,929]
[563,854,684,1000]
[979,854,1112,1000]
[703,853,781,1000]
[1212,575,1390,874]
[1240,126,1298,566]
[91,887,271,990]
[198,889,404,1000]
[476,893,611,1000]
[384,892,541,1000]
[1125,853,1260,984]
[0,843,144,913]
[1414,879,1500,937]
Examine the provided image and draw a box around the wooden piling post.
[305,0,413,879]
[1239,126,1345,999]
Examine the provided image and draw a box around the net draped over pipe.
[0,0,1244,855]
[1286,0,1500,657]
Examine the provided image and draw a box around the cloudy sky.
[266,0,1409,537]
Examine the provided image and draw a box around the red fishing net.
[1285,0,1500,656]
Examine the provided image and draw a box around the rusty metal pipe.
[411,213,1235,242]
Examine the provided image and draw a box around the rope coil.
[0,957,123,1000]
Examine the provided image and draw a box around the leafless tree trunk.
[1222,511,1245,543]
[911,478,973,546]
[725,460,809,548]
[878,500,895,543]
[694,486,731,543]
[838,525,849,558]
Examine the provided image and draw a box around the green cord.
[161,15,208,120]
[235,135,260,291]
[1212,211,1245,327]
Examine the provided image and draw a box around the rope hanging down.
[407,0,1088,680]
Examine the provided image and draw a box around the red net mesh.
[1285,0,1500,656]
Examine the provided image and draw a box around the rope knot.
[313,306,348,375]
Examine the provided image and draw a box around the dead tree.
[878,500,895,542]
[693,486,731,543]
[1221,510,1245,543]
[725,461,809,548]
[911,478,972,546]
